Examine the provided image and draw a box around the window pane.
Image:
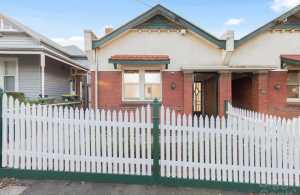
[4,61,16,75]
[287,71,299,85]
[145,71,160,84]
[145,84,161,99]
[124,84,139,99]
[124,71,139,83]
[287,85,299,98]
[4,76,15,91]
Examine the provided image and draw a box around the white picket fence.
[2,94,300,187]
[2,94,153,175]
[160,105,300,186]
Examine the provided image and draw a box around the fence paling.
[2,94,152,176]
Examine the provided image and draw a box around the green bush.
[28,98,55,105]
[6,92,26,102]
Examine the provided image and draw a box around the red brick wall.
[218,72,232,116]
[232,71,300,118]
[268,71,300,118]
[252,72,269,113]
[90,71,96,108]
[162,71,184,112]
[98,71,122,110]
[91,71,192,114]
[183,73,193,114]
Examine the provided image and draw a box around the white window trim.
[0,57,19,92]
[121,66,162,102]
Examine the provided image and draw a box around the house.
[85,4,300,118]
[0,13,89,102]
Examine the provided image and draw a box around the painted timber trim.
[236,5,300,48]
[281,57,300,68]
[109,59,170,69]
[0,168,299,193]
[92,4,225,49]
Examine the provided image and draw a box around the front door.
[193,73,218,117]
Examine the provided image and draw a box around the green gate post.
[0,89,3,167]
[152,98,161,183]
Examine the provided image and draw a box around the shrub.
[6,92,26,102]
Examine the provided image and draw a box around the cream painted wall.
[93,31,223,71]
[230,31,300,68]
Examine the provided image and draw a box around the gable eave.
[92,4,225,49]
[236,5,300,48]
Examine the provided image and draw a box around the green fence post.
[0,89,3,167]
[152,98,161,183]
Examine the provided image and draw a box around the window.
[287,71,300,99]
[123,69,161,101]
[0,58,17,92]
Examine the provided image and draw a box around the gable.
[236,5,300,48]
[133,15,184,30]
[92,5,225,49]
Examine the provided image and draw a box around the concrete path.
[0,179,282,195]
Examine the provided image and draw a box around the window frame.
[121,66,162,102]
[0,57,19,92]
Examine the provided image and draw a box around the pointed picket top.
[75,107,79,120]
[182,113,187,127]
[216,116,221,130]
[124,110,128,123]
[135,108,139,123]
[14,98,20,114]
[221,116,226,129]
[113,109,117,122]
[188,113,192,127]
[100,109,105,121]
[107,109,111,122]
[165,107,170,125]
[204,115,209,128]
[160,105,165,125]
[118,110,123,122]
[129,111,134,123]
[141,106,145,123]
[171,109,176,126]
[199,115,204,129]
[90,108,95,122]
[210,115,215,129]
[193,114,198,127]
[69,106,74,120]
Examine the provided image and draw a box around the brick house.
[84,5,300,118]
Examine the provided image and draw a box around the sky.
[0,0,299,49]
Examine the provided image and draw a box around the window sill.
[122,100,161,105]
[287,98,300,105]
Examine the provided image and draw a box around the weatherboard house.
[85,4,300,118]
[0,13,89,100]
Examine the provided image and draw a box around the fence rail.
[2,94,300,190]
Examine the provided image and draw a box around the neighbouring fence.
[160,105,300,186]
[2,95,153,176]
[2,93,300,189]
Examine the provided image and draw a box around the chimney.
[84,30,97,62]
[221,30,234,52]
[105,27,113,35]
[221,30,235,66]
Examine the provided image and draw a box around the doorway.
[193,73,218,117]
